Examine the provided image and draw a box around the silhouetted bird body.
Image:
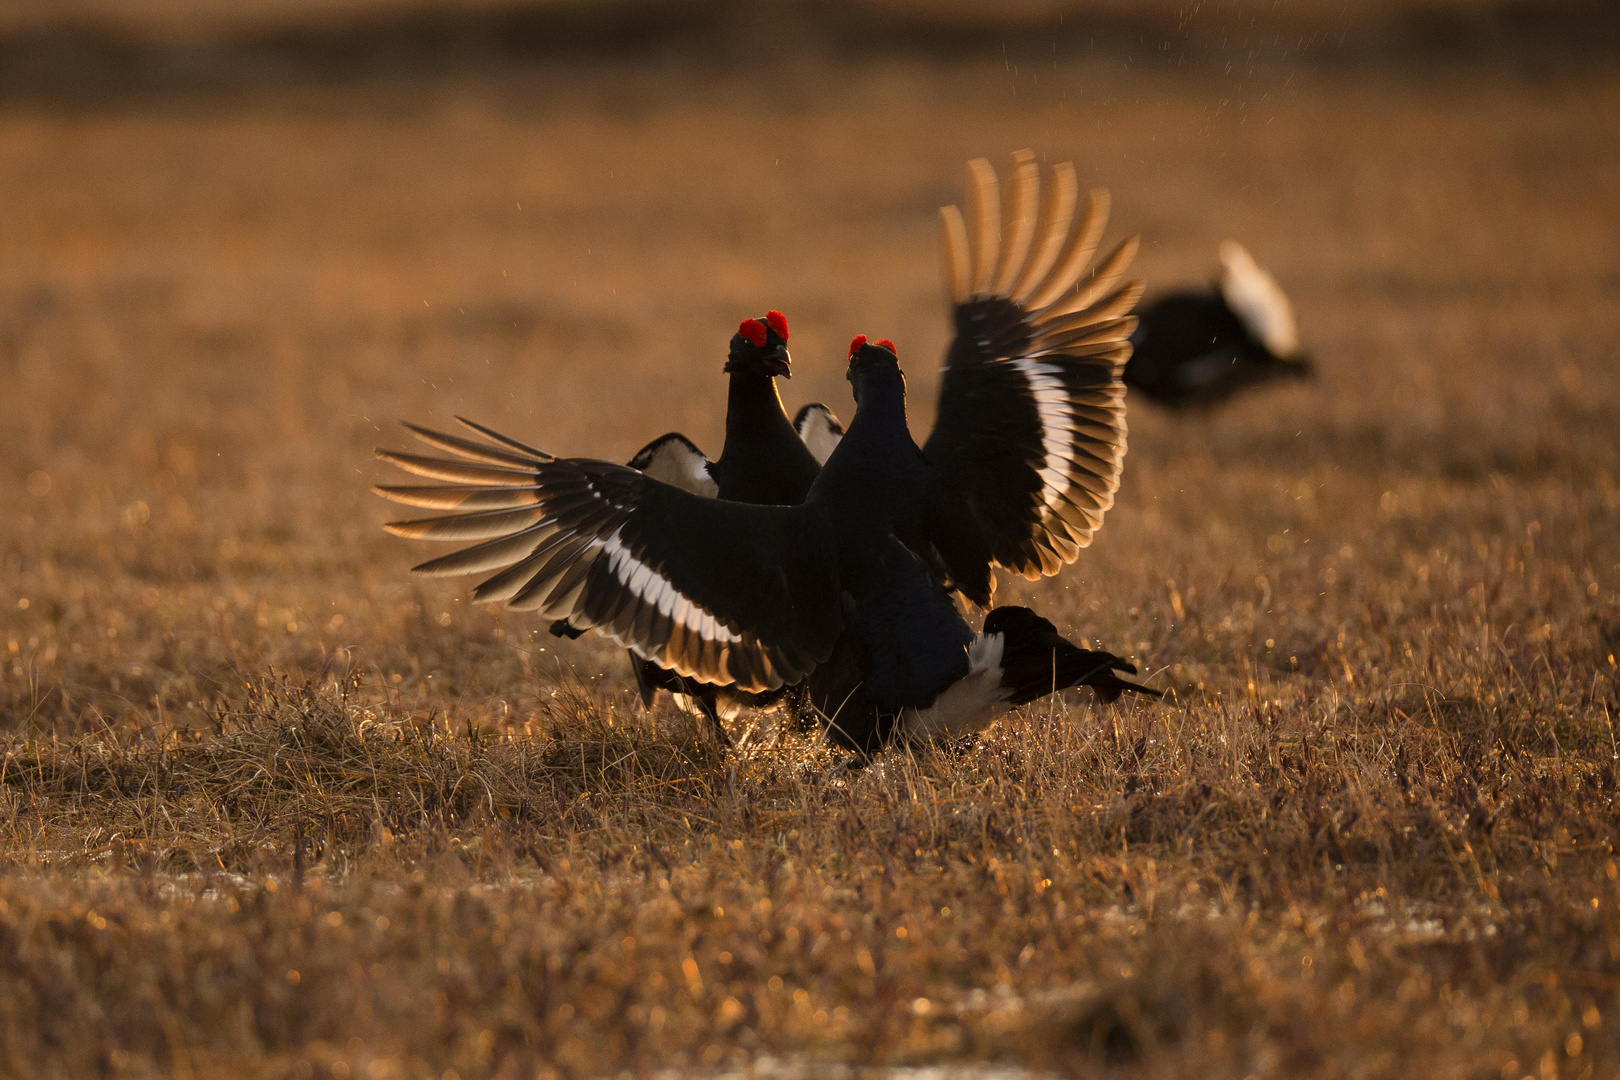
[1126,241,1311,408]
[607,309,816,514]
[806,537,978,753]
[798,348,1155,753]
[544,312,817,738]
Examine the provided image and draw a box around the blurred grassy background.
[0,2,1618,1077]
[0,0,1615,103]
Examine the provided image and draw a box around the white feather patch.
[900,633,1013,743]
[1008,358,1078,518]
[1218,241,1299,359]
[601,530,739,643]
[795,405,845,466]
[635,438,718,497]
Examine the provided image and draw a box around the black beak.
[764,345,792,378]
[724,341,793,378]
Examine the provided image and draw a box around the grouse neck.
[722,369,792,446]
[816,371,912,587]
[842,370,911,449]
[711,367,824,505]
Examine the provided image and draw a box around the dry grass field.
[2,6,1619,1077]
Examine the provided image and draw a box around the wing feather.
[1027,316,1140,356]
[938,205,971,305]
[402,422,538,468]
[1041,236,1139,319]
[454,417,554,460]
[382,504,547,542]
[1010,162,1078,302]
[1031,280,1144,333]
[474,531,600,604]
[375,421,842,692]
[372,484,542,510]
[925,152,1138,580]
[965,157,1000,296]
[375,450,538,486]
[1025,188,1111,310]
[991,149,1039,295]
[409,524,560,578]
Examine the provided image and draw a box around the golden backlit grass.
[1,51,1618,1079]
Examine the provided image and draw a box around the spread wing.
[375,420,843,693]
[628,432,719,497]
[546,431,715,639]
[792,403,845,466]
[923,150,1139,579]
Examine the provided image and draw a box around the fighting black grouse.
[1125,240,1312,408]
[548,151,1145,734]
[642,152,1145,581]
[375,338,1156,757]
[545,310,817,738]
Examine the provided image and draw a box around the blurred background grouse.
[1125,240,1312,408]
[375,338,1156,759]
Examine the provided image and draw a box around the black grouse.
[546,310,818,739]
[622,310,819,507]
[1125,241,1312,408]
[640,152,1145,583]
[375,339,1156,758]
[554,151,1145,735]
[786,151,1145,548]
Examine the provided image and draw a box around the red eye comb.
[765,310,789,341]
[875,338,897,355]
[738,318,767,348]
[848,334,869,356]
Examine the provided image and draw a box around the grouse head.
[981,606,1058,648]
[726,310,792,378]
[845,335,902,403]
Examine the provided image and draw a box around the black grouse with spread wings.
[377,341,1154,756]
[375,151,1151,751]
[797,150,1141,585]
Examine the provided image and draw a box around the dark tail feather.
[548,618,586,640]
[1004,646,1161,707]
